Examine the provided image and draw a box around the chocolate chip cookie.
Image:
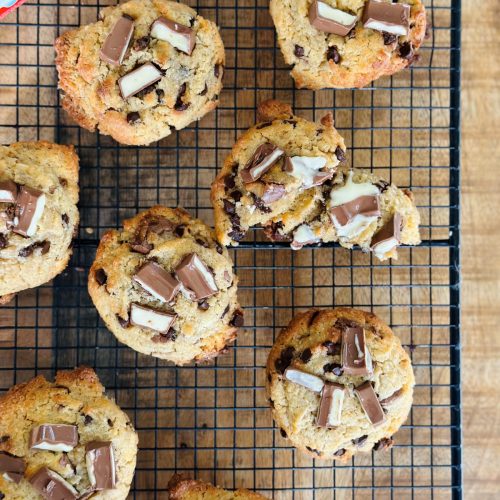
[270,0,427,89]
[88,206,242,365]
[211,100,420,260]
[55,0,225,145]
[0,367,138,499]
[266,308,414,460]
[0,141,79,304]
[168,474,269,499]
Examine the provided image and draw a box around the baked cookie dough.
[270,0,427,89]
[88,206,242,365]
[168,474,269,499]
[211,100,420,260]
[0,141,79,304]
[266,308,414,460]
[55,0,225,145]
[0,367,138,499]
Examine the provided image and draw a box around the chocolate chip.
[335,146,346,163]
[221,304,230,318]
[195,238,209,248]
[283,119,297,127]
[399,42,414,60]
[130,241,152,254]
[127,112,141,124]
[352,435,368,446]
[174,225,185,237]
[214,64,223,78]
[95,268,107,286]
[294,44,304,58]
[0,492,4,499]
[116,315,129,328]
[18,241,50,257]
[156,88,165,103]
[375,180,390,192]
[322,341,340,356]
[382,32,397,45]
[135,83,157,99]
[267,373,272,383]
[373,437,394,451]
[199,84,208,96]
[327,45,341,64]
[133,36,150,51]
[0,435,9,444]
[0,234,7,249]
[231,190,242,202]
[215,243,223,255]
[334,448,346,457]
[230,310,244,327]
[334,317,359,330]
[323,363,343,376]
[280,428,287,438]
[347,27,356,39]
[255,121,272,130]
[152,329,177,343]
[223,199,236,215]
[275,346,295,374]
[300,348,312,363]
[224,175,236,190]
[253,195,272,214]
[198,299,209,311]
[308,310,321,327]
[148,217,174,234]
[107,419,114,428]
[59,177,68,187]
[228,228,245,241]
[174,83,189,111]
[189,17,195,27]
[84,415,93,425]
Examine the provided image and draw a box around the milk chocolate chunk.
[354,381,386,426]
[133,261,180,303]
[118,63,163,99]
[341,327,373,376]
[317,382,345,428]
[240,143,284,183]
[0,180,17,203]
[0,452,25,483]
[13,186,45,237]
[175,253,218,300]
[150,17,196,55]
[291,224,319,250]
[85,441,116,490]
[284,368,324,393]
[284,156,331,188]
[309,0,357,37]
[29,467,78,500]
[130,303,176,333]
[362,0,410,37]
[30,424,78,452]
[246,181,285,205]
[371,213,402,259]
[330,195,380,227]
[100,15,134,66]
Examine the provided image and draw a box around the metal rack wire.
[0,0,461,498]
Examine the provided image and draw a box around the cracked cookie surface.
[211,100,420,261]
[55,0,225,145]
[0,141,79,303]
[168,474,269,500]
[270,0,426,89]
[0,367,138,499]
[88,206,241,365]
[266,308,414,460]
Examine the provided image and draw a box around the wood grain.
[462,0,500,497]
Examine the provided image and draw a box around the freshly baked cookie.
[270,0,427,89]
[266,308,414,460]
[55,0,225,145]
[0,141,79,303]
[168,474,269,499]
[211,99,346,245]
[211,100,420,260]
[0,367,138,499]
[88,206,242,365]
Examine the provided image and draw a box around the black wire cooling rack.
[0,0,461,498]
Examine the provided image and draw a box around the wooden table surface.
[462,0,500,497]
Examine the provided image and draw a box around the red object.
[0,0,27,20]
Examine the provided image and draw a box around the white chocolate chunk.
[286,156,328,188]
[118,63,162,99]
[284,368,324,393]
[31,441,74,452]
[364,19,407,37]
[330,171,379,206]
[317,1,357,27]
[291,224,320,250]
[332,213,378,238]
[372,236,399,259]
[151,19,194,55]
[130,303,176,332]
